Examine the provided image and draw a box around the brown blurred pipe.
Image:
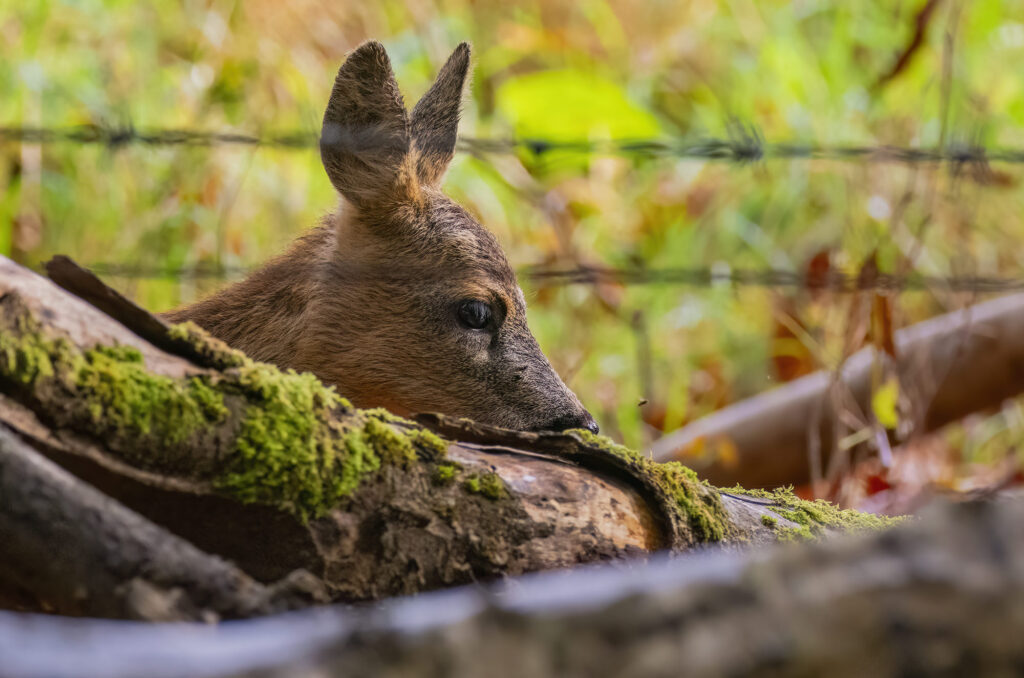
[650,293,1024,488]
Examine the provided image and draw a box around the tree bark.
[1,496,1019,678]
[651,293,1024,488]
[0,423,323,621]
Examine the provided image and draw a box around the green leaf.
[496,69,659,141]
[872,377,900,430]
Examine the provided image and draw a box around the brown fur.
[164,41,597,433]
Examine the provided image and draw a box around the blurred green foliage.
[3,0,1024,474]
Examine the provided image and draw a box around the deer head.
[166,41,598,434]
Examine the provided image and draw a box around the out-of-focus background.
[3,0,1024,511]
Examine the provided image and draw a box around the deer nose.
[546,411,600,434]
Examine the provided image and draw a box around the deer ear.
[320,41,413,207]
[410,43,470,187]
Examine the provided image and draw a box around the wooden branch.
[873,0,944,90]
[44,255,239,371]
[0,423,323,621]
[0,254,894,613]
[1,496,1019,678]
[651,293,1024,487]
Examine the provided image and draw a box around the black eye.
[457,299,493,330]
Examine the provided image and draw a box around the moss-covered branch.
[0,296,455,521]
[0,254,902,613]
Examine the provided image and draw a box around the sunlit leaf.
[496,69,660,141]
[872,376,900,430]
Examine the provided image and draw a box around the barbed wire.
[1,126,318,150]
[2,124,1022,166]
[10,121,1023,293]
[75,261,1024,293]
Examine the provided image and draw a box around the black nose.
[546,411,600,434]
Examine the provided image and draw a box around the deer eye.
[456,300,493,330]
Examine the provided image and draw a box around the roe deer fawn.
[164,41,598,433]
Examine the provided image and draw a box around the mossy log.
[0,255,898,618]
[3,498,1022,678]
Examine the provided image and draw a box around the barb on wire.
[2,123,1022,166]
[0,125,319,149]
[76,261,1024,293]
[528,266,1024,293]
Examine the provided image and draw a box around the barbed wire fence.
[3,122,1021,293]
[2,122,1021,164]
[69,262,1024,295]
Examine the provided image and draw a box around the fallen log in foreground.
[652,293,1024,487]
[0,255,897,618]
[0,497,1019,678]
[0,424,324,620]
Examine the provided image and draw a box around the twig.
[873,0,944,90]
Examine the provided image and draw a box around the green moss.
[775,525,813,542]
[566,427,638,459]
[214,359,378,519]
[405,427,449,460]
[462,471,508,501]
[360,407,406,423]
[90,344,144,363]
[652,461,727,541]
[434,462,459,485]
[75,344,228,446]
[0,324,55,385]
[217,372,337,516]
[1,322,229,455]
[335,426,381,496]
[204,360,452,518]
[354,409,448,458]
[166,321,249,369]
[727,485,905,541]
[567,428,730,543]
[1,315,455,522]
[761,514,778,528]
[363,415,417,465]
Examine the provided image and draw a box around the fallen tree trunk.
[1,496,1019,678]
[0,255,895,616]
[0,423,323,620]
[651,293,1024,487]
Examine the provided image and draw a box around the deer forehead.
[430,237,523,311]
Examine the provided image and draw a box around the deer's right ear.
[410,43,470,186]
[320,41,413,207]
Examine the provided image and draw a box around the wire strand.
[72,262,1024,293]
[1,124,1019,166]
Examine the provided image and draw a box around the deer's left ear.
[321,41,414,208]
[410,43,470,187]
